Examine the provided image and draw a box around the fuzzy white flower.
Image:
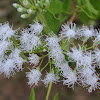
[20,30,41,51]
[45,36,60,48]
[49,47,65,64]
[77,66,100,92]
[63,71,77,89]
[42,73,58,86]
[97,34,100,41]
[26,68,42,86]
[28,53,39,66]
[82,52,93,67]
[0,22,16,41]
[10,48,25,68]
[94,49,100,66]
[29,22,43,35]
[60,22,76,39]
[67,45,83,65]
[0,41,12,57]
[87,74,100,93]
[93,29,100,44]
[59,62,72,77]
[1,59,16,78]
[46,35,65,64]
[81,25,94,39]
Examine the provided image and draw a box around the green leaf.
[63,0,71,12]
[58,13,68,22]
[65,55,72,66]
[90,0,100,11]
[75,0,82,5]
[90,0,100,17]
[77,5,96,19]
[29,88,35,100]
[48,0,63,14]
[84,0,98,15]
[61,39,70,51]
[43,10,60,34]
[47,0,71,22]
[80,12,90,24]
[76,0,99,19]
[54,93,58,100]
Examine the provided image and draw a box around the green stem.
[40,61,49,72]
[45,82,53,100]
[86,45,94,50]
[49,58,52,71]
[38,59,43,69]
[68,7,78,24]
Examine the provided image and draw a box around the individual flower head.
[81,25,94,40]
[82,51,93,67]
[0,22,16,41]
[49,47,65,64]
[63,71,77,89]
[45,34,60,49]
[0,41,13,57]
[78,67,100,92]
[29,21,43,35]
[28,53,39,66]
[60,22,77,40]
[96,34,100,41]
[46,34,65,64]
[1,59,16,78]
[93,29,100,44]
[87,74,100,93]
[94,48,100,67]
[20,29,41,52]
[67,45,83,66]
[57,62,77,89]
[60,62,72,77]
[9,48,25,68]
[42,72,58,87]
[26,68,42,86]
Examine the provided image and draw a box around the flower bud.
[27,9,35,14]
[23,0,29,6]
[37,1,43,8]
[17,7,27,12]
[21,14,30,18]
[12,3,21,8]
[44,0,50,8]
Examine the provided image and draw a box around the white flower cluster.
[20,29,41,52]
[60,23,100,92]
[28,53,39,66]
[0,22,25,78]
[1,21,100,93]
[26,68,42,86]
[45,34,65,64]
[42,72,58,87]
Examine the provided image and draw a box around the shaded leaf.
[80,12,90,24]
[48,0,63,14]
[54,93,58,100]
[63,0,71,12]
[44,10,60,34]
[84,0,98,15]
[29,88,35,100]
[61,39,69,51]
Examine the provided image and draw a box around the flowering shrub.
[1,0,100,100]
